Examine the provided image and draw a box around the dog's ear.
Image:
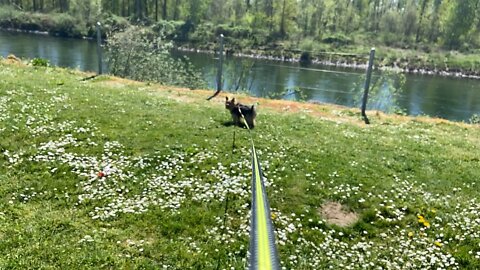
[232,98,236,104]
[225,96,229,102]
[251,105,255,110]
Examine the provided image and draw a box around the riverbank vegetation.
[1,1,480,75]
[1,59,480,269]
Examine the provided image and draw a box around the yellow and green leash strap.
[237,108,280,270]
[248,144,280,270]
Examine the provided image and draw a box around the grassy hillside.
[0,60,479,269]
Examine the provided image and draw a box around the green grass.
[1,62,480,269]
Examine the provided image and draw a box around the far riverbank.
[0,7,479,79]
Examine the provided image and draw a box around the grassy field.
[1,60,479,269]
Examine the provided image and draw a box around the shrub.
[299,38,314,52]
[30,58,49,67]
[151,20,184,39]
[105,26,205,89]
[100,14,130,33]
[50,13,86,37]
[469,114,480,124]
[321,33,352,47]
[189,22,215,44]
[352,71,406,114]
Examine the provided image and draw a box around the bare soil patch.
[319,202,359,227]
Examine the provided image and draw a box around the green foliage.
[0,6,44,31]
[321,33,353,46]
[352,71,406,114]
[30,58,50,67]
[188,22,216,44]
[267,87,307,101]
[1,0,480,51]
[469,114,480,125]
[151,20,184,39]
[105,26,205,89]
[1,1,480,74]
[223,58,256,92]
[299,38,315,52]
[443,0,478,50]
[50,13,86,37]
[99,14,130,33]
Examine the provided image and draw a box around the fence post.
[361,48,375,124]
[96,22,103,75]
[207,34,225,100]
[216,34,225,92]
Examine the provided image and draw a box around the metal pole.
[96,22,103,75]
[216,34,224,92]
[361,48,375,124]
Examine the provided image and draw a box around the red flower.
[97,171,105,178]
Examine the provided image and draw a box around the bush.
[321,33,352,46]
[214,24,252,39]
[299,38,314,52]
[352,71,406,114]
[152,20,184,39]
[50,13,86,37]
[0,6,87,37]
[469,114,480,124]
[189,22,215,44]
[105,26,205,89]
[98,14,130,34]
[30,58,49,67]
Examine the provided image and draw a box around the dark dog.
[225,97,257,129]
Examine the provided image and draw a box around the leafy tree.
[105,26,205,89]
[1,0,480,51]
[443,0,477,49]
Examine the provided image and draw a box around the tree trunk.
[415,0,429,43]
[135,0,142,19]
[280,0,287,37]
[162,0,167,19]
[173,0,180,20]
[145,0,148,18]
[155,0,158,21]
[111,0,115,15]
[265,0,274,32]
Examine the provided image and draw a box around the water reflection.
[0,31,102,71]
[1,30,479,121]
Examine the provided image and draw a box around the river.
[1,30,479,122]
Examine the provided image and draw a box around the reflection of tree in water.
[244,61,291,98]
[352,71,406,114]
[223,58,257,92]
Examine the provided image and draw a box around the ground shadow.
[221,121,235,127]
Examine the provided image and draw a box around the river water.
[1,30,479,122]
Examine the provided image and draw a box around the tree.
[278,0,296,37]
[279,0,287,36]
[162,0,167,19]
[134,0,143,20]
[105,26,205,88]
[416,0,430,42]
[443,0,477,49]
[173,0,180,20]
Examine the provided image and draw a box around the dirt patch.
[4,54,24,65]
[319,202,359,227]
